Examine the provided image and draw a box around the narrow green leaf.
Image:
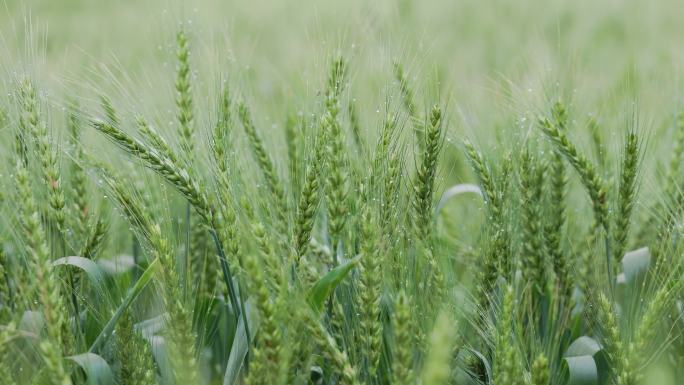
[210,229,249,345]
[307,256,360,314]
[89,258,159,352]
[223,301,257,385]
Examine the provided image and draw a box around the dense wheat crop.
[1,1,683,384]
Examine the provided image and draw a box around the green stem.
[183,202,191,299]
[209,229,251,350]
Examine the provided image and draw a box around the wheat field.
[0,1,683,384]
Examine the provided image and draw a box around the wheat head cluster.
[0,25,683,385]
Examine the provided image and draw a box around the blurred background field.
[3,0,684,209]
[3,0,684,129]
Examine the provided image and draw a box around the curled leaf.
[53,256,106,292]
[435,183,483,214]
[563,355,598,385]
[563,336,608,385]
[307,256,360,314]
[67,352,115,385]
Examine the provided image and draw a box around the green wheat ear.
[67,106,91,239]
[539,106,614,285]
[285,114,302,190]
[137,117,179,163]
[637,110,684,246]
[92,120,214,225]
[242,230,284,385]
[322,57,350,257]
[293,135,324,263]
[613,131,640,263]
[356,190,382,377]
[539,113,608,231]
[393,62,423,147]
[80,215,108,260]
[595,292,630,384]
[213,85,233,175]
[629,277,683,382]
[493,286,524,385]
[465,140,510,311]
[0,322,17,381]
[100,94,120,127]
[412,105,443,243]
[392,291,415,385]
[544,101,570,299]
[347,99,365,153]
[237,100,289,232]
[15,161,71,385]
[150,226,199,385]
[20,79,66,233]
[519,147,546,299]
[116,311,155,385]
[376,113,400,228]
[307,313,360,385]
[531,353,549,385]
[421,310,458,385]
[175,28,195,159]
